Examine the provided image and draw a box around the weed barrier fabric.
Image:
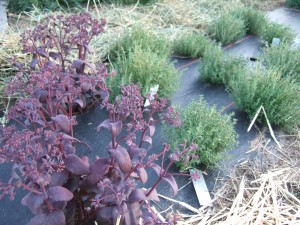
[1,7,300,224]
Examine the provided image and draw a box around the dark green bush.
[199,44,246,86]
[285,0,300,9]
[108,26,171,61]
[262,43,300,81]
[208,14,247,45]
[172,32,212,58]
[232,7,267,35]
[163,97,238,170]
[7,0,86,13]
[230,68,300,133]
[108,46,179,99]
[260,21,296,45]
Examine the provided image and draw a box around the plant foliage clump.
[164,97,238,171]
[260,21,296,45]
[109,46,179,98]
[0,13,199,225]
[7,0,87,13]
[230,68,300,132]
[103,0,154,5]
[285,0,300,9]
[208,14,247,45]
[262,43,300,82]
[172,32,212,58]
[199,44,246,86]
[108,26,171,61]
[232,7,267,35]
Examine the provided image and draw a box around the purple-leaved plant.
[0,13,200,225]
[12,13,110,114]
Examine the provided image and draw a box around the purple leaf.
[21,192,45,214]
[36,120,46,127]
[100,90,109,101]
[97,119,111,131]
[128,147,147,161]
[151,164,162,176]
[74,98,84,108]
[37,47,48,58]
[84,44,93,54]
[64,154,90,175]
[30,58,40,70]
[147,188,160,202]
[137,168,148,184]
[128,189,147,203]
[163,174,178,196]
[49,52,60,60]
[149,125,155,137]
[44,61,55,68]
[48,186,73,202]
[61,140,75,155]
[111,121,122,137]
[51,115,70,132]
[72,59,84,69]
[84,62,97,73]
[49,171,68,187]
[87,158,110,184]
[108,146,131,173]
[27,210,65,225]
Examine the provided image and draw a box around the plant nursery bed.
[1,6,300,225]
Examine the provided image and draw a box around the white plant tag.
[190,168,212,207]
[144,85,159,107]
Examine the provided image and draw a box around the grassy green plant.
[232,7,267,35]
[260,21,296,45]
[199,43,246,86]
[208,14,247,45]
[285,0,300,9]
[172,32,212,58]
[230,67,300,133]
[163,97,238,170]
[262,43,300,81]
[108,26,171,61]
[102,0,154,4]
[7,0,87,13]
[108,46,179,99]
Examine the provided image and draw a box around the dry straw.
[174,130,300,224]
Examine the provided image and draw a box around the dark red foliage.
[0,13,199,225]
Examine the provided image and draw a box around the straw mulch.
[176,130,300,224]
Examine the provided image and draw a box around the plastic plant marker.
[190,169,212,207]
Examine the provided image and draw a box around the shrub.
[262,43,300,81]
[109,46,179,98]
[172,32,212,58]
[208,14,247,45]
[260,21,296,45]
[199,44,246,86]
[285,0,300,9]
[232,7,267,35]
[108,26,171,61]
[230,68,300,133]
[163,97,238,171]
[7,0,87,13]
